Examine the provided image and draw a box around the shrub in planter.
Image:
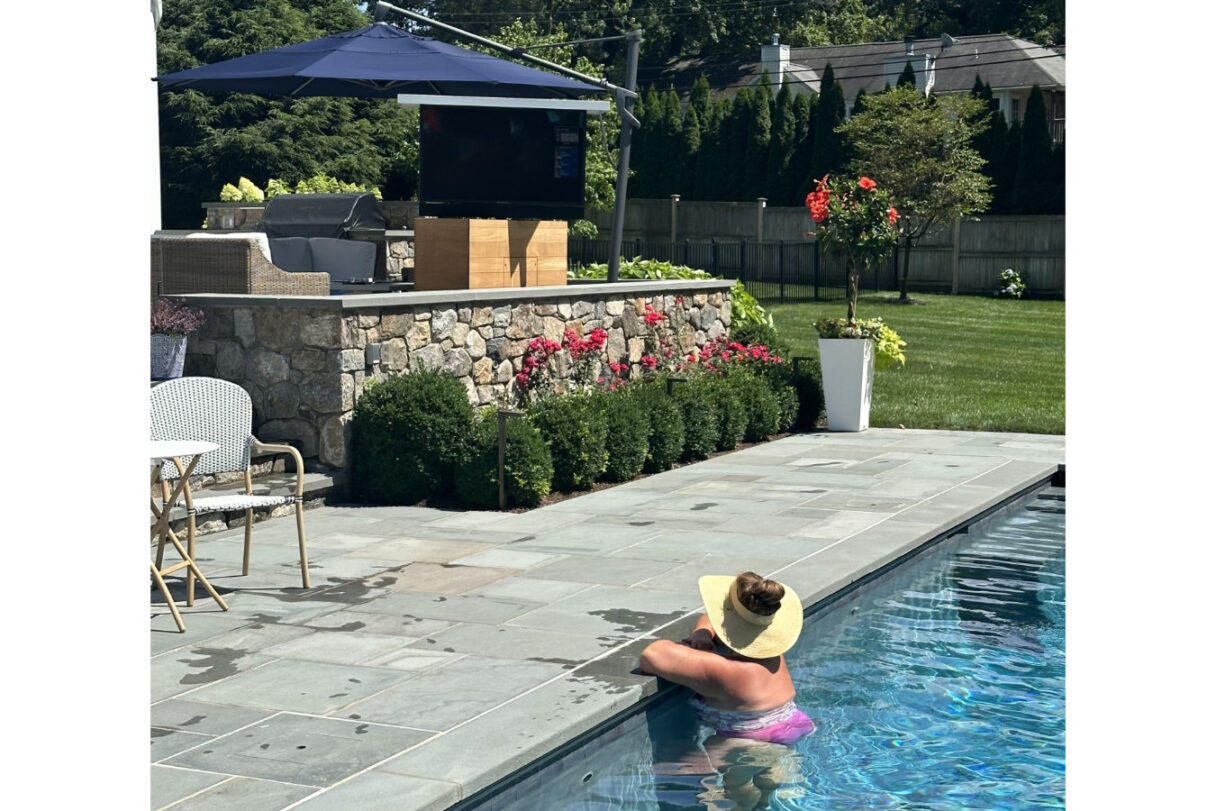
[635,382,685,473]
[453,413,553,509]
[350,369,475,504]
[527,393,608,491]
[597,387,649,483]
[732,372,782,443]
[707,376,748,451]
[672,376,720,462]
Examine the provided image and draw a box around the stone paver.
[150,428,1063,810]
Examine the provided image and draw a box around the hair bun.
[735,571,785,616]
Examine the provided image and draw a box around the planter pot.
[818,337,874,432]
[151,333,188,380]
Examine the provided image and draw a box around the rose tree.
[805,174,899,324]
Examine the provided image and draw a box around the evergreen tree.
[897,60,918,89]
[809,64,845,183]
[689,74,713,125]
[696,98,732,200]
[786,92,816,205]
[727,88,755,200]
[997,119,1022,214]
[633,86,664,197]
[971,76,1012,213]
[1013,85,1055,214]
[766,80,798,201]
[657,89,686,195]
[852,87,870,116]
[1048,140,1065,214]
[745,76,773,199]
[679,106,702,197]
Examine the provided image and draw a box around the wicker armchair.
[151,377,311,594]
[151,232,331,298]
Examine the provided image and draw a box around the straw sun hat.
[698,575,803,659]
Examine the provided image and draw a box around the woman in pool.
[638,571,815,745]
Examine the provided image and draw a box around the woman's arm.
[637,639,735,699]
[682,613,718,651]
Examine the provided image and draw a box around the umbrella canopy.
[155,22,606,100]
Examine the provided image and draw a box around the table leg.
[151,455,230,631]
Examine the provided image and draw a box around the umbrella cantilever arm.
[371,2,636,100]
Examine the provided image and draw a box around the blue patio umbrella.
[155,22,607,99]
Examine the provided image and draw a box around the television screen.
[418,105,586,221]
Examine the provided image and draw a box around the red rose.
[888,206,899,226]
[858,177,876,190]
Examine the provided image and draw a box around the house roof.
[637,33,1065,103]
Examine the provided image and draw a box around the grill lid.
[259,193,385,239]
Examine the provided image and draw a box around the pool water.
[475,487,1065,810]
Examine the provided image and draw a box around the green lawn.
[764,293,1065,435]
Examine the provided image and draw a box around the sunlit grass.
[766,293,1065,434]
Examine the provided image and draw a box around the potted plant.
[806,174,906,431]
[151,298,204,381]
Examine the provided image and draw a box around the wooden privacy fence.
[583,202,1064,300]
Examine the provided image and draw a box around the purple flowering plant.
[151,298,205,336]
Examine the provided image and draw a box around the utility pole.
[607,30,642,283]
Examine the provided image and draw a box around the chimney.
[905,36,915,56]
[760,33,789,90]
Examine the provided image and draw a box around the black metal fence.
[567,238,900,303]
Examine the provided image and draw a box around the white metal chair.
[151,377,311,597]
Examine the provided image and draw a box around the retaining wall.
[179,279,735,474]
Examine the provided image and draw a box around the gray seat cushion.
[269,237,314,272]
[308,237,376,279]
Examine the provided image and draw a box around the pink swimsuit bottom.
[691,696,816,745]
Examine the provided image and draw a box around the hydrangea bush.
[993,268,1027,299]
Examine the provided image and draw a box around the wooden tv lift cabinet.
[413,217,568,291]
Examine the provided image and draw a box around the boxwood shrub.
[527,393,608,491]
[453,412,553,509]
[635,381,685,473]
[349,369,475,504]
[707,376,748,451]
[672,376,720,462]
[732,372,782,443]
[596,387,649,483]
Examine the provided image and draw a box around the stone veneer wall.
[180,279,734,474]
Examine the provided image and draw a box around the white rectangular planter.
[818,338,875,432]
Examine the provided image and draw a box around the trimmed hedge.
[453,414,553,509]
[672,376,720,462]
[708,378,748,451]
[597,388,650,482]
[732,372,782,443]
[635,381,685,473]
[349,369,475,504]
[527,393,608,491]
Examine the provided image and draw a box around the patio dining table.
[150,440,228,632]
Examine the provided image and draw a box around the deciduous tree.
[838,85,992,301]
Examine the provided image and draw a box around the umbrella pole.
[607,31,642,284]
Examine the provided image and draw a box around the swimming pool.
[462,484,1065,810]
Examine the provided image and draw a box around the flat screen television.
[418,105,586,221]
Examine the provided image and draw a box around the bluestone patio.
[151,427,1064,811]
